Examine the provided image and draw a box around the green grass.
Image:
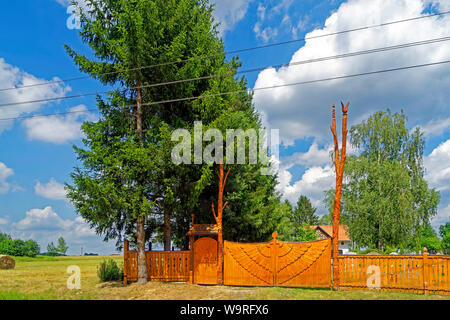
[1,256,449,300]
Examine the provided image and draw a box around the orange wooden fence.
[224,233,331,288]
[339,250,450,295]
[123,242,190,283]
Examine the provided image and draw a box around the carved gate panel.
[193,237,218,285]
[224,233,331,287]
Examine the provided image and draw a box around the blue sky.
[0,0,449,255]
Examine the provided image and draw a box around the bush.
[0,238,40,257]
[97,259,123,282]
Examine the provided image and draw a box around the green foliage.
[0,235,40,257]
[327,110,440,251]
[439,223,450,255]
[416,223,441,253]
[97,259,123,282]
[65,0,291,252]
[57,237,69,255]
[292,195,319,227]
[318,213,332,225]
[292,225,319,242]
[46,238,68,256]
[46,242,59,256]
[0,232,11,243]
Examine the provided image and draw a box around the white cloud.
[277,162,335,212]
[0,58,70,133]
[12,206,73,231]
[212,0,253,35]
[253,0,450,146]
[0,162,14,194]
[425,139,450,193]
[282,143,332,169]
[5,206,117,255]
[254,23,278,43]
[0,217,8,225]
[35,178,67,201]
[22,105,96,144]
[420,117,450,137]
[431,204,450,229]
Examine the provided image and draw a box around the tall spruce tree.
[292,195,320,227]
[65,0,291,284]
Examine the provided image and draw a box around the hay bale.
[0,255,15,270]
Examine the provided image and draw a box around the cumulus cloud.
[420,117,450,137]
[0,162,14,194]
[22,105,96,144]
[12,206,74,231]
[425,139,450,193]
[211,0,253,36]
[282,143,332,169]
[35,178,67,201]
[5,206,117,255]
[253,0,450,146]
[432,204,450,229]
[0,217,9,225]
[277,162,335,213]
[0,58,70,133]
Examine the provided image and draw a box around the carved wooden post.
[330,102,349,290]
[123,240,129,285]
[423,247,429,294]
[189,214,195,284]
[212,163,230,285]
[271,232,278,286]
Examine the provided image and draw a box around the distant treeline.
[0,232,40,257]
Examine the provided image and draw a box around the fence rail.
[339,250,450,295]
[123,241,190,283]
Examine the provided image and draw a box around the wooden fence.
[123,241,190,283]
[339,250,450,295]
[122,239,450,295]
[224,234,331,288]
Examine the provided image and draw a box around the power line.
[1,58,449,122]
[1,10,449,93]
[1,36,450,109]
[138,59,450,107]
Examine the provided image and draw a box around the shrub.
[97,259,123,282]
[0,233,40,257]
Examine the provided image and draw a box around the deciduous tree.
[328,110,440,251]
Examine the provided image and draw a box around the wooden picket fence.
[123,239,450,295]
[123,241,190,283]
[339,250,450,295]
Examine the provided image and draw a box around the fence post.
[423,247,429,295]
[123,240,129,285]
[189,233,194,284]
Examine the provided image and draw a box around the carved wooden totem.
[330,102,349,290]
[211,162,230,285]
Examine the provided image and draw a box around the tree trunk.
[136,216,147,284]
[135,82,148,284]
[330,103,348,291]
[163,206,171,251]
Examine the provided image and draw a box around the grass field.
[0,255,449,300]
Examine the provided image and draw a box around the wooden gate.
[224,232,331,287]
[193,237,218,285]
